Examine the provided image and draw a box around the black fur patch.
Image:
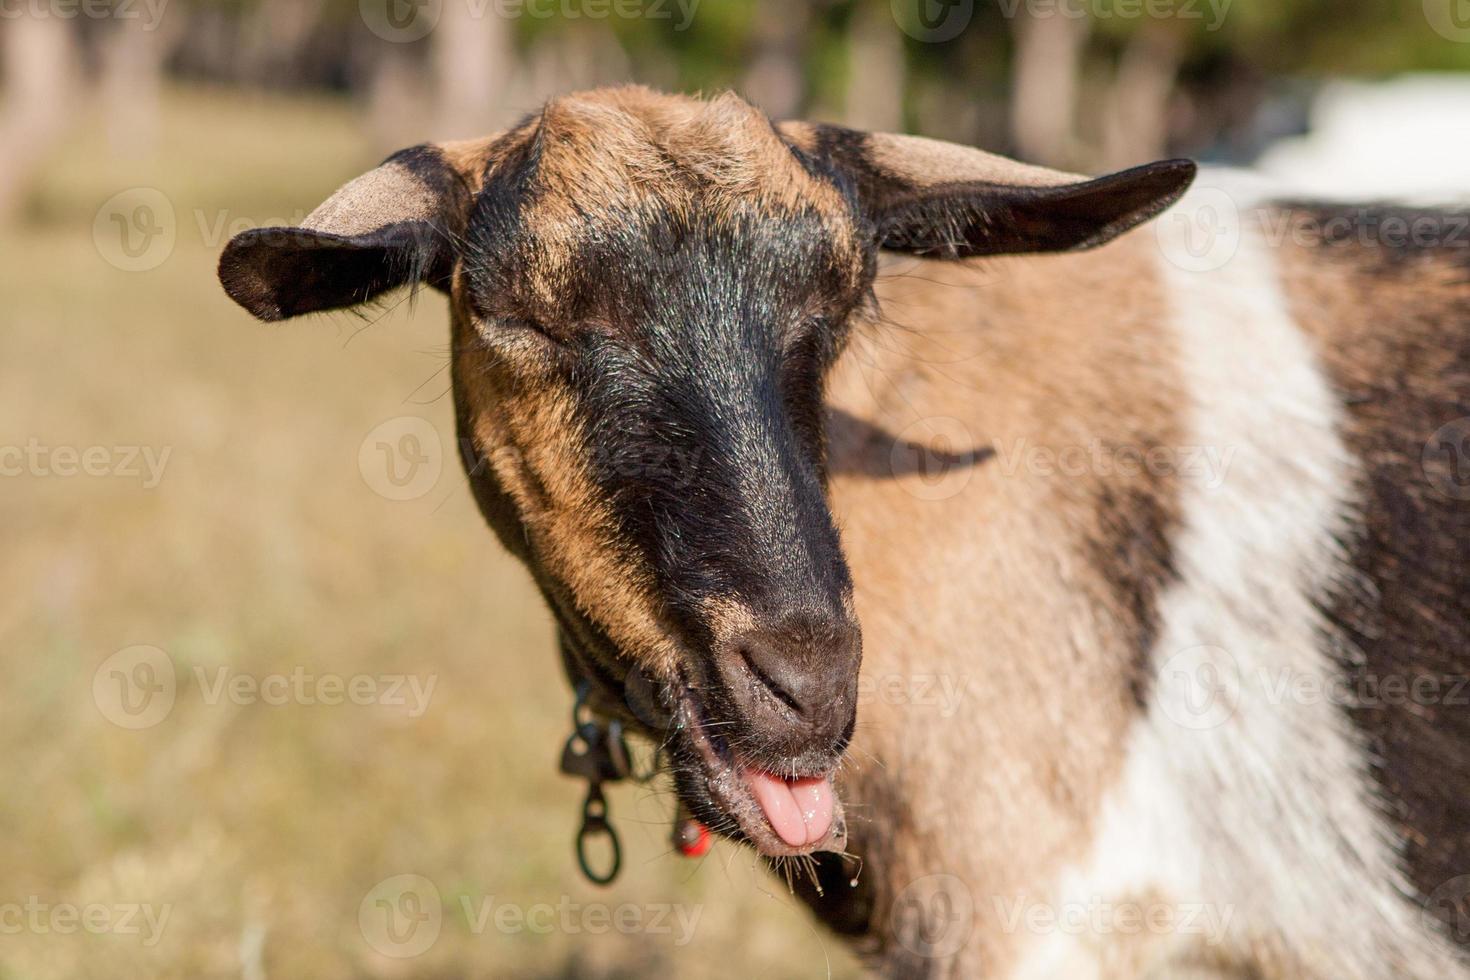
[218,221,440,321]
[1091,479,1180,708]
[454,121,874,761]
[464,143,866,631]
[1273,201,1470,274]
[1293,221,1470,942]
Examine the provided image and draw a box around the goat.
[218,86,1470,979]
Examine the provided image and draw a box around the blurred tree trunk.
[364,45,429,152]
[0,16,79,223]
[434,1,517,137]
[521,26,632,108]
[913,76,990,147]
[100,17,184,159]
[1099,23,1185,169]
[239,0,326,87]
[843,0,905,132]
[1009,10,1090,168]
[741,0,809,120]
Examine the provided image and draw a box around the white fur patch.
[1015,173,1467,979]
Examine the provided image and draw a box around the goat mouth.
[672,684,847,858]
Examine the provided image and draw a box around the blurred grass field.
[0,86,864,980]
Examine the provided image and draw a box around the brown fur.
[782,120,1085,189]
[426,89,848,687]
[428,97,1193,966]
[436,134,503,194]
[823,235,1184,975]
[296,126,691,687]
[449,289,683,684]
[438,87,872,686]
[218,86,1201,973]
[492,88,861,318]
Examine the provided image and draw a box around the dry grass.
[0,86,864,980]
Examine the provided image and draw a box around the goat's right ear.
[780,122,1195,258]
[219,143,481,322]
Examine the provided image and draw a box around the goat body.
[218,88,1470,979]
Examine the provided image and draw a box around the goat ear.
[781,123,1196,258]
[219,142,485,322]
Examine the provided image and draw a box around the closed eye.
[483,313,571,351]
[498,316,555,338]
[480,306,620,348]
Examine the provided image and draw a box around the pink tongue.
[742,769,834,847]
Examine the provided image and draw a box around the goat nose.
[737,638,829,718]
[714,616,861,738]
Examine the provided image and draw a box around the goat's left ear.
[219,142,489,322]
[780,123,1196,257]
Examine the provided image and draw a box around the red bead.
[676,821,711,858]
